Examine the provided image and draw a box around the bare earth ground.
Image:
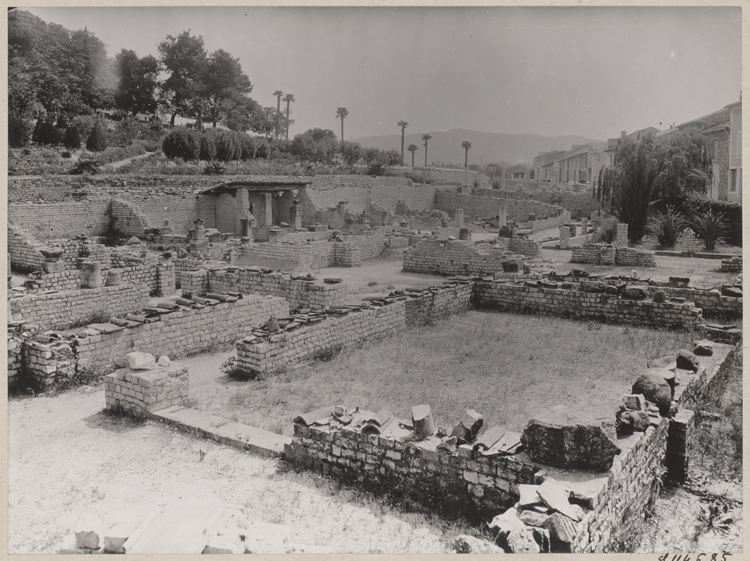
[8,389,471,554]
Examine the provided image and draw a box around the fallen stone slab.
[126,351,157,371]
[544,512,578,544]
[522,408,620,472]
[536,477,578,520]
[489,508,526,535]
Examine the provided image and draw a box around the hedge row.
[162,127,269,162]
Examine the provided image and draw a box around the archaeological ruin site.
[7,170,743,554]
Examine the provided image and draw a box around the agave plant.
[647,206,687,248]
[691,210,728,251]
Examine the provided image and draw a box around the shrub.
[214,130,238,162]
[32,117,62,146]
[339,141,362,166]
[647,206,688,248]
[61,150,72,159]
[204,161,226,175]
[678,194,742,247]
[255,139,269,159]
[596,216,619,243]
[70,159,103,175]
[69,115,96,141]
[239,135,256,160]
[86,121,108,152]
[162,127,200,161]
[690,210,728,251]
[200,133,217,161]
[63,126,82,149]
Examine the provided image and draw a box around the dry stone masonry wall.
[571,243,657,268]
[9,283,150,330]
[105,363,189,416]
[236,282,473,375]
[473,280,703,329]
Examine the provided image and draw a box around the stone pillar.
[40,248,64,273]
[189,218,207,253]
[498,205,508,228]
[459,228,472,241]
[455,209,464,228]
[290,199,302,230]
[79,261,102,288]
[615,223,629,247]
[581,217,589,234]
[262,193,273,227]
[559,224,571,249]
[666,409,694,483]
[569,223,577,238]
[240,218,251,238]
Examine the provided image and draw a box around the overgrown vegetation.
[62,310,113,330]
[596,216,619,243]
[690,209,729,251]
[647,205,687,248]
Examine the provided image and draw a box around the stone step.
[153,406,290,458]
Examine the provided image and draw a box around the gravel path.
[8,387,468,554]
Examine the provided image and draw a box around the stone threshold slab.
[153,405,290,458]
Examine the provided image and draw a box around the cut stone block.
[521,408,621,472]
[622,394,646,411]
[506,528,540,553]
[489,507,526,535]
[157,355,171,367]
[127,352,157,371]
[536,477,578,520]
[543,512,578,543]
[450,409,484,444]
[412,404,436,440]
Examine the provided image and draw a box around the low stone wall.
[403,239,532,277]
[522,211,572,233]
[473,281,703,329]
[8,283,150,330]
[435,191,565,223]
[8,224,46,272]
[236,240,335,269]
[571,243,656,268]
[495,237,542,259]
[104,363,189,416]
[656,286,741,320]
[13,293,289,389]
[284,420,539,523]
[720,256,742,273]
[236,282,473,375]
[205,268,347,310]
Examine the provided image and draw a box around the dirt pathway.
[8,387,469,554]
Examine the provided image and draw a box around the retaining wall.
[236,282,473,375]
[8,283,150,330]
[9,201,111,240]
[473,281,703,329]
[8,225,46,272]
[434,191,564,222]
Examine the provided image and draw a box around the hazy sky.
[27,6,741,142]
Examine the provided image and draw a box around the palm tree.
[336,107,349,142]
[461,140,472,185]
[422,134,432,167]
[273,90,284,140]
[283,93,295,140]
[397,120,409,165]
[408,144,418,167]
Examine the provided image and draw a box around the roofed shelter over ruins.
[197,177,314,235]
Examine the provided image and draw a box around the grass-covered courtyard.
[192,310,696,436]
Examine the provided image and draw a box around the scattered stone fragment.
[622,285,647,300]
[519,509,550,527]
[505,528,540,553]
[652,290,667,303]
[127,236,141,245]
[721,285,742,298]
[692,340,714,356]
[517,484,542,508]
[451,409,484,444]
[536,477,578,520]
[74,513,103,550]
[530,527,551,552]
[157,355,171,367]
[126,351,157,371]
[412,404,436,440]
[543,512,578,544]
[676,349,699,372]
[489,508,526,535]
[632,371,672,416]
[616,407,651,436]
[622,394,646,411]
[453,534,506,554]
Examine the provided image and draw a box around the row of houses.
[532,100,742,204]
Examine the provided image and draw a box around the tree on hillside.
[339,141,362,166]
[397,120,409,165]
[290,128,339,163]
[422,133,432,167]
[408,143,419,167]
[461,140,472,168]
[249,106,277,137]
[158,30,207,126]
[336,107,349,142]
[596,131,712,242]
[283,93,295,140]
[114,49,159,116]
[203,49,253,128]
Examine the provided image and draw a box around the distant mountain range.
[353,128,602,166]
